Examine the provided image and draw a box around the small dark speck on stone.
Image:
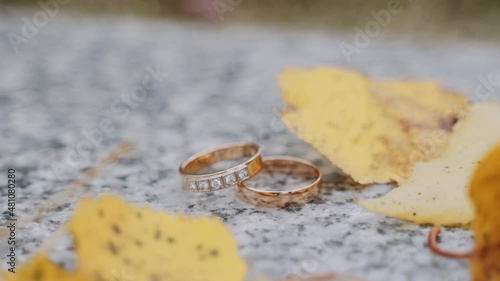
[234,208,247,215]
[55,203,71,211]
[211,210,229,222]
[49,139,65,149]
[284,205,302,212]
[310,197,326,204]
[2,211,10,219]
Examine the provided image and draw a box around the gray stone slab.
[1,10,498,281]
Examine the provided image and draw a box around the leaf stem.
[428,227,473,259]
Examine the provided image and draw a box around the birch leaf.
[360,102,500,225]
[68,195,247,281]
[4,195,247,281]
[279,67,468,184]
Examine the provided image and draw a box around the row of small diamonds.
[187,167,249,192]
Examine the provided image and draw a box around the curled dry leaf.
[360,102,500,225]
[279,67,468,184]
[469,144,500,280]
[4,195,247,281]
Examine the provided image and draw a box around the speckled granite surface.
[2,9,500,281]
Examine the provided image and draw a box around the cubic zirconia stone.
[223,173,237,185]
[237,168,249,180]
[210,178,223,189]
[187,180,197,191]
[197,180,210,191]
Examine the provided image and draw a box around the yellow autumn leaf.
[3,255,92,281]
[279,67,468,184]
[68,195,247,281]
[3,195,246,281]
[470,144,500,281]
[360,102,500,226]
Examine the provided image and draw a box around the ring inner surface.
[243,159,319,192]
[183,144,257,174]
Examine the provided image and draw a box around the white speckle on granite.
[1,10,494,281]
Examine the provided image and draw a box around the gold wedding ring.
[179,143,263,192]
[235,156,322,208]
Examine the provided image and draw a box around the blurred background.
[2,0,500,40]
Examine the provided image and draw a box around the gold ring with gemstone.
[179,143,263,192]
[235,156,322,207]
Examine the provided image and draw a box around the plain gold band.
[236,156,322,207]
[179,143,263,192]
